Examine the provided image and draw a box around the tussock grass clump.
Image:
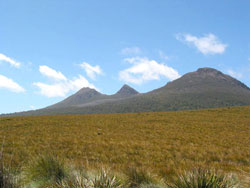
[125,167,157,188]
[54,168,123,188]
[0,163,16,188]
[138,184,166,188]
[23,154,68,187]
[57,169,90,188]
[0,142,17,188]
[92,168,123,188]
[0,152,246,188]
[167,168,240,188]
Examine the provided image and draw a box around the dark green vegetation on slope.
[6,67,250,116]
[0,106,249,184]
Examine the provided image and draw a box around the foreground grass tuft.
[53,170,90,188]
[0,153,247,188]
[92,169,123,188]
[0,141,17,188]
[167,168,240,188]
[125,167,157,188]
[23,154,68,187]
[0,163,16,188]
[53,168,123,188]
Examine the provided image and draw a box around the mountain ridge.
[46,84,139,110]
[2,67,250,116]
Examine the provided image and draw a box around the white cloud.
[33,82,69,98]
[69,75,96,90]
[248,58,250,61]
[177,33,227,55]
[0,53,21,68]
[0,74,25,93]
[34,66,96,97]
[121,47,142,55]
[80,62,103,79]
[39,65,67,81]
[227,70,243,79]
[119,57,180,84]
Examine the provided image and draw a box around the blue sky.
[1,0,250,114]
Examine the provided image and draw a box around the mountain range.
[3,67,250,116]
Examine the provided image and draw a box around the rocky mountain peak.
[116,84,139,97]
[197,67,221,73]
[75,87,100,96]
[196,67,224,77]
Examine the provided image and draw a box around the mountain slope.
[46,84,139,109]
[3,67,250,116]
[47,87,105,109]
[45,67,250,114]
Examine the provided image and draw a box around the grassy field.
[0,106,250,182]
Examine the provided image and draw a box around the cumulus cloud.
[39,65,67,81]
[34,66,96,97]
[0,53,21,68]
[119,57,180,84]
[69,75,96,90]
[121,47,142,55]
[33,82,69,98]
[80,62,103,79]
[0,74,25,93]
[176,33,227,55]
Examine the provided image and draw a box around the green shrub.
[167,168,239,188]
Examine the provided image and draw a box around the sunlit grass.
[0,106,250,186]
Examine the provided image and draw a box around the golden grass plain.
[0,106,249,180]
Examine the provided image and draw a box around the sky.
[1,0,250,114]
